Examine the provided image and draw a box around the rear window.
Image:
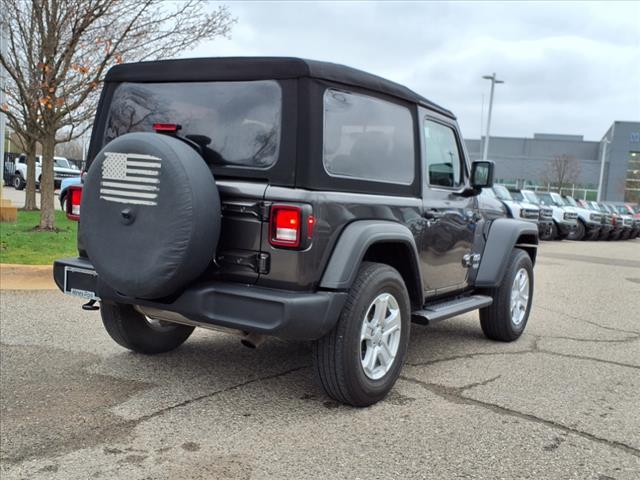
[323,89,415,185]
[103,80,282,168]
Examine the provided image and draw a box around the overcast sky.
[188,1,639,141]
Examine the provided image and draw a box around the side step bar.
[412,295,493,325]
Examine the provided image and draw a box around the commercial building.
[465,121,640,203]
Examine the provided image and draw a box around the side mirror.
[471,161,494,189]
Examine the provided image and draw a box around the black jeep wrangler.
[54,57,538,407]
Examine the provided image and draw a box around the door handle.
[424,209,444,220]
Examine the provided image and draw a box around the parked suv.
[53,58,538,406]
[492,185,552,238]
[562,195,602,240]
[614,204,640,239]
[521,189,577,240]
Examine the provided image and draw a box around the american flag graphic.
[100,152,161,206]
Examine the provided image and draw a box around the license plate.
[63,267,99,301]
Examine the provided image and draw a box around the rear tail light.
[270,205,301,247]
[153,123,181,133]
[66,185,82,221]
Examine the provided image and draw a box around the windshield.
[564,196,578,207]
[511,191,524,202]
[551,193,566,206]
[537,192,556,206]
[482,188,497,198]
[522,191,540,205]
[54,158,72,169]
[104,80,282,168]
[493,185,512,201]
[615,205,628,215]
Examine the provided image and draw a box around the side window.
[424,119,463,188]
[323,89,415,185]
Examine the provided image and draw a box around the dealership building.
[464,120,640,203]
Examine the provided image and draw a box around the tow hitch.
[82,299,100,311]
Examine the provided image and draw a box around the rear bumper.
[53,257,347,341]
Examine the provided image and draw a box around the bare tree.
[56,138,84,161]
[1,0,235,229]
[1,6,42,210]
[542,154,581,194]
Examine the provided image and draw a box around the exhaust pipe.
[134,305,267,348]
[240,332,266,349]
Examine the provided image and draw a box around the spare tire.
[80,132,220,299]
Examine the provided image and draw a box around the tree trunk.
[39,137,56,230]
[24,140,38,211]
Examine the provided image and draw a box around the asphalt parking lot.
[1,240,639,479]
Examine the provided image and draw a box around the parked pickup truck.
[54,57,538,406]
[35,155,81,188]
[3,155,42,190]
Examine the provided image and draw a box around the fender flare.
[475,218,538,288]
[320,220,423,294]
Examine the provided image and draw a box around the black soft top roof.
[104,57,454,118]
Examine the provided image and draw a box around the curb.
[0,263,56,290]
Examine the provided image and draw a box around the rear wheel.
[479,249,533,342]
[313,262,410,407]
[101,302,194,354]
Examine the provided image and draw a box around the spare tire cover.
[80,132,220,299]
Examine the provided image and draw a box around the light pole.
[597,138,611,202]
[481,73,504,162]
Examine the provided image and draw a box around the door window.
[424,120,463,188]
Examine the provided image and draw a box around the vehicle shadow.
[93,312,527,409]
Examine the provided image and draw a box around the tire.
[313,262,411,407]
[550,222,559,240]
[479,248,533,342]
[101,302,194,354]
[82,132,220,299]
[60,193,67,212]
[12,175,25,190]
[568,220,585,241]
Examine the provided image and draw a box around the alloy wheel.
[510,268,530,326]
[360,293,402,380]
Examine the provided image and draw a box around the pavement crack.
[459,375,502,392]
[400,374,640,458]
[406,347,538,368]
[537,349,640,370]
[538,334,639,344]
[537,306,640,337]
[136,365,310,424]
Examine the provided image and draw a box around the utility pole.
[597,138,611,202]
[481,73,504,162]
[1,17,7,203]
